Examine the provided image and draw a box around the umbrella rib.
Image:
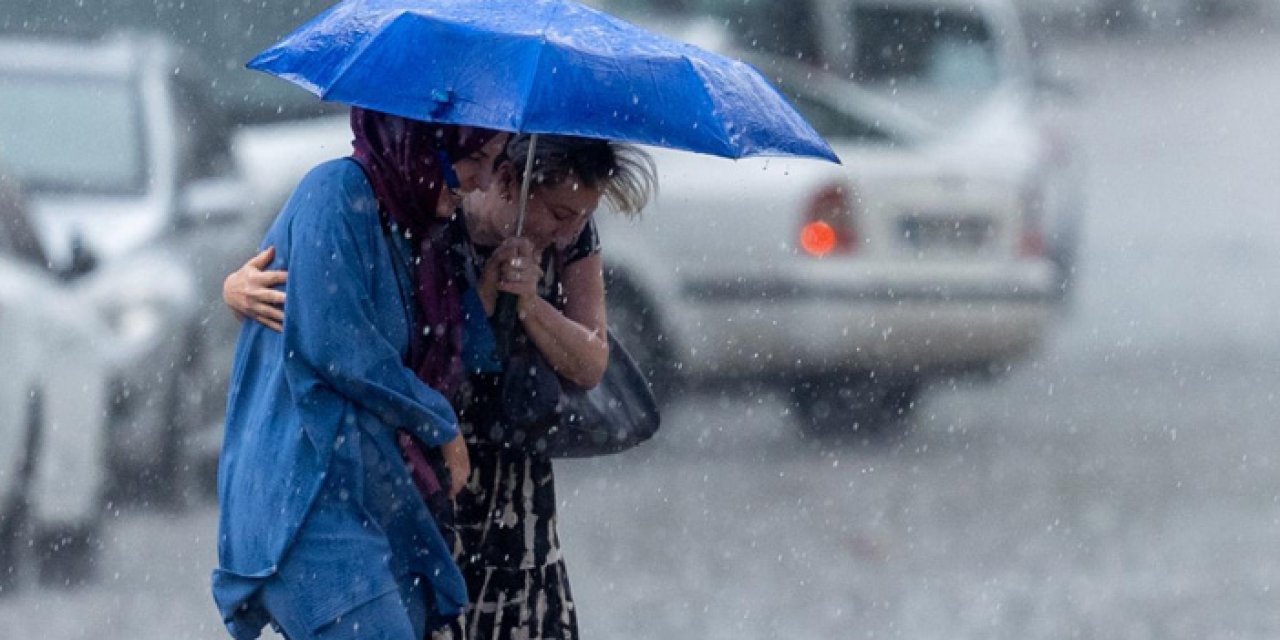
[679,54,735,158]
[318,11,410,103]
[514,39,548,133]
[514,6,560,133]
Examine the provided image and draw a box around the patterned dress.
[436,220,600,640]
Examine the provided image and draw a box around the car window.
[0,74,147,195]
[846,6,1000,103]
[744,54,912,145]
[782,86,894,143]
[793,99,891,143]
[591,0,999,124]
[701,0,823,62]
[595,0,825,62]
[0,0,339,124]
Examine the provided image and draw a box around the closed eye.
[551,206,579,222]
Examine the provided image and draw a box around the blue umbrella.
[249,0,841,356]
[247,0,839,164]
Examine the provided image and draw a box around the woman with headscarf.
[222,131,656,640]
[212,108,506,640]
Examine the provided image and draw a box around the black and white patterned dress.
[438,221,600,640]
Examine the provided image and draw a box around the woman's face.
[469,164,602,249]
[450,133,510,194]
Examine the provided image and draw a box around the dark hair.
[501,135,657,217]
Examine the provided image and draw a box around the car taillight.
[1018,185,1046,258]
[800,183,858,258]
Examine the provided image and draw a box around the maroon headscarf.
[349,106,500,399]
[349,108,500,504]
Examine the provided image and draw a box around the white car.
[592,57,1057,433]
[842,0,1085,301]
[0,34,262,503]
[599,0,1085,301]
[0,254,110,589]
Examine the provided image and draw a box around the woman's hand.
[223,247,288,332]
[495,238,542,310]
[479,237,541,314]
[440,433,471,498]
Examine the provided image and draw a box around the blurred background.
[1,0,1278,638]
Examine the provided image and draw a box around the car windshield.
[0,74,146,195]
[592,0,1001,124]
[844,5,1001,121]
[745,58,908,144]
[587,2,904,144]
[786,90,896,143]
[0,0,339,124]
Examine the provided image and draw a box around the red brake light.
[800,221,838,257]
[800,183,858,258]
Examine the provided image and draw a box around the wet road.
[4,24,1280,639]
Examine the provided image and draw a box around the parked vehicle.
[0,34,263,501]
[597,0,1085,301]
[0,0,339,124]
[0,175,111,587]
[849,0,1084,300]
[595,56,1058,432]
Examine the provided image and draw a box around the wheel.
[109,333,204,509]
[149,335,209,509]
[790,374,921,438]
[168,332,216,499]
[605,277,681,402]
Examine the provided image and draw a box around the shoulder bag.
[497,329,661,459]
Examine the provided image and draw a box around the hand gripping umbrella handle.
[492,134,539,361]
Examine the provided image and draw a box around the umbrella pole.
[514,133,538,237]
[494,133,538,359]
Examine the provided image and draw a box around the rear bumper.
[665,263,1056,379]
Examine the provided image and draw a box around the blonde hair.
[503,134,657,217]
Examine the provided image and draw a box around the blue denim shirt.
[212,159,466,637]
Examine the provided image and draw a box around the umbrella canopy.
[247,0,839,163]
